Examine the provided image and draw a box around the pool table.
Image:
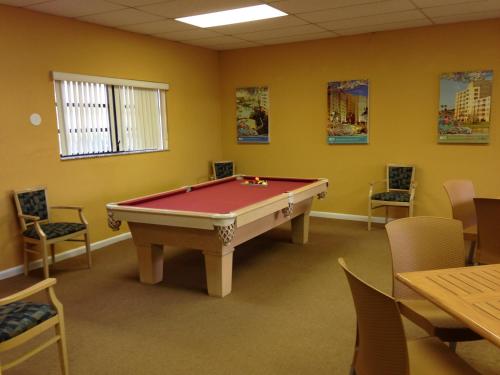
[106,175,328,297]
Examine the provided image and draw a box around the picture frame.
[327,79,369,144]
[236,87,269,144]
[438,70,493,144]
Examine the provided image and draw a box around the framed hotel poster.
[438,70,493,144]
[327,79,369,144]
[236,87,269,144]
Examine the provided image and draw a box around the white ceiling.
[2,0,500,50]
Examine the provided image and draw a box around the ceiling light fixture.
[175,4,287,28]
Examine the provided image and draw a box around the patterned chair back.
[387,165,414,191]
[212,161,234,179]
[14,187,49,230]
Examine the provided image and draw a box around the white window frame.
[53,72,169,159]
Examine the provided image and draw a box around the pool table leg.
[291,211,310,244]
[137,244,164,284]
[203,249,234,297]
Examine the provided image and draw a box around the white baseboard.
[310,210,388,224]
[0,232,132,281]
[0,210,385,281]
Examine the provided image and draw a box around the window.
[53,72,168,158]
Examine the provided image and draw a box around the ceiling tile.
[210,14,306,34]
[432,9,500,23]
[118,19,192,34]
[139,0,262,19]
[412,0,483,8]
[321,10,426,31]
[78,8,163,26]
[261,31,336,45]
[27,0,124,17]
[298,0,416,23]
[422,0,500,17]
[238,24,326,41]
[156,28,223,41]
[270,0,382,14]
[0,0,48,6]
[335,18,431,35]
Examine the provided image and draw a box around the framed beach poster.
[327,79,369,144]
[438,70,493,144]
[236,87,269,144]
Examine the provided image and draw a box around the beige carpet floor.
[1,218,499,374]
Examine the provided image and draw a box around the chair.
[473,198,500,264]
[338,258,479,375]
[14,187,91,278]
[368,164,416,230]
[385,217,480,349]
[0,278,68,374]
[443,180,477,265]
[212,160,235,179]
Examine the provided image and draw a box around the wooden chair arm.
[51,206,88,225]
[18,213,40,221]
[369,179,387,187]
[409,181,418,201]
[0,278,57,306]
[369,179,387,197]
[51,206,83,211]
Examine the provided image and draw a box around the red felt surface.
[122,178,314,214]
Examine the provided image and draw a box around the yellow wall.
[0,5,222,270]
[1,4,499,273]
[220,19,500,218]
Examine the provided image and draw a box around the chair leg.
[449,341,457,352]
[23,246,29,276]
[56,320,69,375]
[84,232,92,269]
[367,202,372,231]
[408,204,414,217]
[50,244,56,267]
[41,242,50,278]
[467,241,476,266]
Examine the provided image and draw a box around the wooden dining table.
[397,264,500,347]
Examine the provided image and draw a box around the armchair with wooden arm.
[13,187,91,278]
[0,278,68,374]
[368,164,416,230]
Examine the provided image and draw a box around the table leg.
[136,244,164,284]
[203,249,234,297]
[291,211,310,244]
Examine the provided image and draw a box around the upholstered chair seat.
[23,222,87,240]
[371,191,410,202]
[0,301,56,342]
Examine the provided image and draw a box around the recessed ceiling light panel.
[175,4,287,28]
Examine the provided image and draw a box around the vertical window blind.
[53,72,168,158]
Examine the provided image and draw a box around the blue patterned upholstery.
[371,191,410,202]
[213,161,234,179]
[17,190,48,221]
[0,301,56,342]
[23,222,86,240]
[388,166,413,190]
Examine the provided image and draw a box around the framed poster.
[327,79,369,144]
[236,87,269,144]
[438,70,493,144]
